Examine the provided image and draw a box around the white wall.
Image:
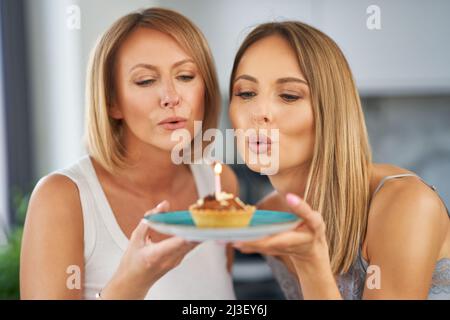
[313,0,450,96]
[161,0,450,96]
[77,0,157,83]
[26,0,84,178]
[161,0,316,95]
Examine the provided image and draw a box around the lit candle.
[214,162,222,199]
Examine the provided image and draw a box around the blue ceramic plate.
[144,210,300,242]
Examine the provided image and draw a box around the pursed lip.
[158,116,188,130]
[247,133,272,154]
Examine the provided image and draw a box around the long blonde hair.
[230,21,372,275]
[85,7,220,173]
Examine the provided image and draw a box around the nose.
[160,80,180,109]
[252,101,272,125]
[256,115,271,124]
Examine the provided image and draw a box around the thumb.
[144,200,170,217]
[130,219,151,247]
[285,193,322,231]
[130,201,170,246]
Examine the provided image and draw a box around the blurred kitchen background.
[0,0,449,299]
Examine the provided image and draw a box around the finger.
[130,219,151,247]
[286,193,323,232]
[142,236,197,259]
[144,200,170,217]
[132,201,171,246]
[234,231,312,255]
[233,235,278,251]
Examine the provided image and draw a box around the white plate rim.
[144,219,300,242]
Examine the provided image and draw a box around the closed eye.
[280,93,301,102]
[135,79,156,87]
[177,75,195,82]
[235,91,257,100]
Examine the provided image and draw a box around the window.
[0,0,33,236]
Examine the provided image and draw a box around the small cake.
[189,192,256,228]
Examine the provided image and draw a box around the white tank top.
[55,155,236,300]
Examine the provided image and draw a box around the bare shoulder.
[369,163,446,220]
[21,173,84,299]
[33,173,79,198]
[366,171,448,260]
[369,168,447,224]
[28,173,82,220]
[362,168,449,298]
[24,173,84,247]
[219,164,239,196]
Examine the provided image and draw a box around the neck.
[116,130,188,193]
[268,162,311,200]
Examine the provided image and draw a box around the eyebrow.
[234,74,258,83]
[276,77,308,85]
[129,59,195,74]
[234,74,308,85]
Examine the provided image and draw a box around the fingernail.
[286,193,301,206]
[156,200,167,209]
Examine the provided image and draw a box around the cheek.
[180,80,205,120]
[281,106,314,138]
[115,83,163,147]
[229,102,238,127]
[229,101,250,129]
[119,85,158,124]
[277,104,315,163]
[229,101,255,164]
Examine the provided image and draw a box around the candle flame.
[214,162,222,175]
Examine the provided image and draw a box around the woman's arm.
[362,181,448,299]
[21,175,198,300]
[234,182,448,300]
[20,174,85,299]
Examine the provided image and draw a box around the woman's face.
[229,35,315,175]
[111,27,205,152]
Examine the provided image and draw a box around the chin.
[164,138,192,152]
[246,162,282,176]
[240,149,281,175]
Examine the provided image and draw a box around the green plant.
[0,227,23,299]
[0,190,30,300]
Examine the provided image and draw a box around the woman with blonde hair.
[229,21,450,299]
[20,8,237,300]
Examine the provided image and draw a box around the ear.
[108,103,123,120]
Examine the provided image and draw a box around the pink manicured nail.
[286,193,301,206]
[156,200,167,209]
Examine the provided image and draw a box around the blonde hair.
[85,7,220,172]
[230,22,372,275]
